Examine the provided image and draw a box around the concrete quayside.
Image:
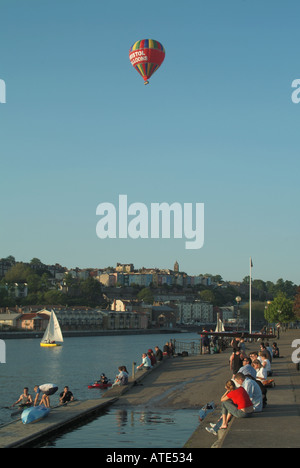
[0,329,299,448]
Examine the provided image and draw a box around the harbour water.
[0,332,201,447]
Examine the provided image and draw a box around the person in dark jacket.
[155,346,163,361]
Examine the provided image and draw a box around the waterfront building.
[101,310,149,330]
[17,312,49,331]
[177,301,213,325]
[40,307,104,331]
[151,305,178,328]
[0,313,22,330]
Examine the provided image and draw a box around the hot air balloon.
[129,39,165,85]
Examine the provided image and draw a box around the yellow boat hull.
[40,343,62,348]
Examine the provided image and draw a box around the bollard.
[132,362,136,380]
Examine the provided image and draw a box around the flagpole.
[249,257,253,334]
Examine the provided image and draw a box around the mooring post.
[132,362,136,380]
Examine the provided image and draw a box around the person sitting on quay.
[238,356,257,380]
[252,359,268,384]
[137,353,152,371]
[59,386,74,405]
[259,351,272,376]
[251,359,268,408]
[249,351,259,363]
[12,387,33,409]
[234,373,263,413]
[220,380,254,429]
[265,342,274,361]
[260,343,272,362]
[272,342,280,359]
[148,349,157,366]
[168,341,175,356]
[112,366,129,387]
[163,342,171,357]
[155,346,163,362]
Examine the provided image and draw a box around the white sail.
[215,319,225,333]
[41,311,64,343]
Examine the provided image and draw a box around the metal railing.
[171,339,202,356]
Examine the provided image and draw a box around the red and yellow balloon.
[129,39,165,85]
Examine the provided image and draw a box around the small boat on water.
[21,406,50,424]
[40,310,64,348]
[88,382,112,389]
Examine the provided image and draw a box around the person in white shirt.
[235,373,263,413]
[259,352,272,376]
[252,359,268,383]
[112,366,129,386]
[34,383,58,408]
[137,353,152,371]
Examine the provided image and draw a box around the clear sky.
[0,0,299,284]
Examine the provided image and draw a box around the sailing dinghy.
[40,310,64,348]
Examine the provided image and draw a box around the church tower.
[174,261,179,273]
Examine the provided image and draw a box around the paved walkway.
[112,330,300,448]
[219,329,300,448]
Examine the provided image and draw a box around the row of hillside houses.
[0,299,215,332]
[97,272,212,288]
[0,258,213,289]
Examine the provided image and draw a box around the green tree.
[4,263,32,283]
[137,287,154,304]
[293,286,300,320]
[199,290,216,303]
[44,290,65,304]
[264,292,295,324]
[79,277,104,307]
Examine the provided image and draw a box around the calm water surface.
[0,332,201,447]
[43,407,199,448]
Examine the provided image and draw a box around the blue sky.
[0,0,299,284]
